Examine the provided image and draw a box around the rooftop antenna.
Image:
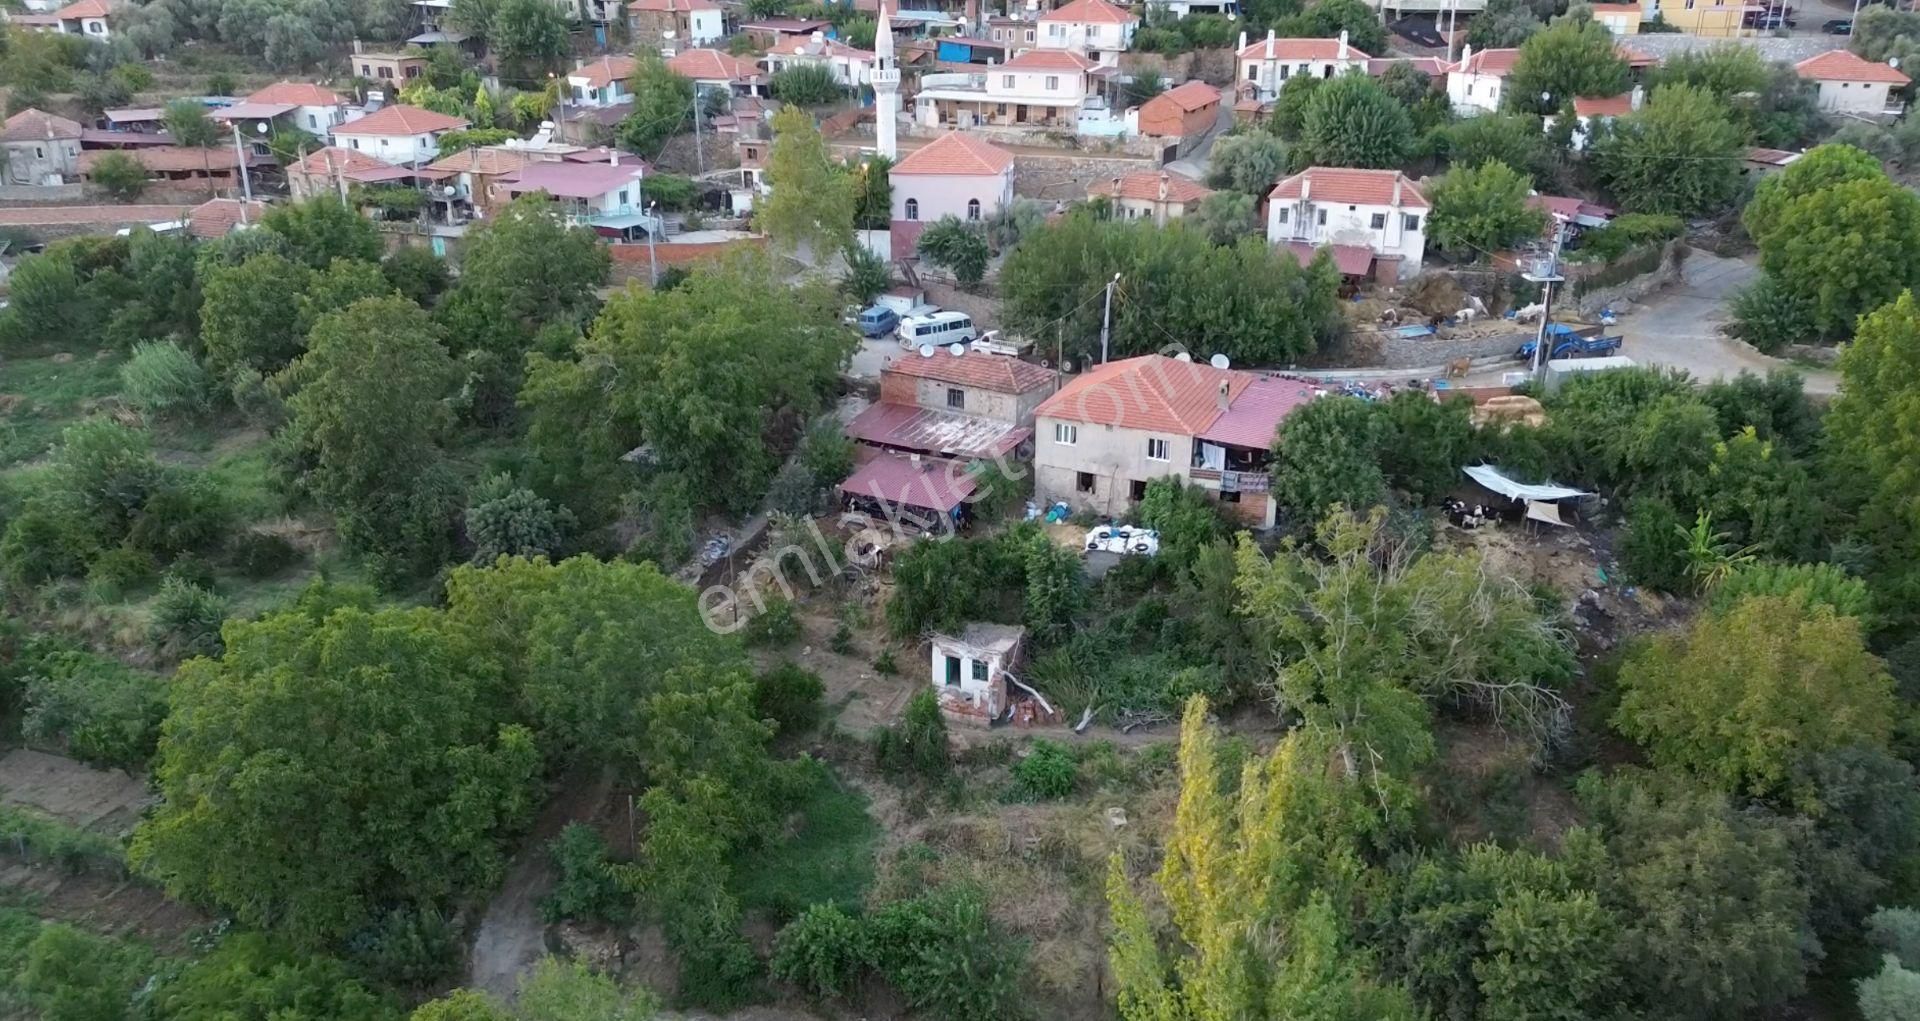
[918,343,935,357]
[1175,351,1193,362]
[1209,353,1230,369]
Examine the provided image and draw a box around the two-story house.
[628,0,723,47]
[567,54,638,107]
[1590,3,1643,33]
[1551,89,1640,151]
[213,82,351,153]
[764,32,876,87]
[1265,166,1428,283]
[1088,169,1212,226]
[913,47,1103,130]
[889,130,1015,257]
[1633,0,1740,37]
[1035,0,1137,65]
[0,108,83,185]
[352,42,429,82]
[841,348,1058,529]
[492,157,653,235]
[1445,45,1521,115]
[331,104,469,164]
[53,0,111,37]
[667,48,769,95]
[1236,30,1371,102]
[1032,354,1315,528]
[1796,49,1909,119]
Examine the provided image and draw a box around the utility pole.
[232,123,253,202]
[692,83,706,176]
[1525,215,1568,386]
[646,200,660,286]
[1099,272,1120,364]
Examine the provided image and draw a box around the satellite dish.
[947,342,965,357]
[918,343,935,358]
[1175,351,1193,362]
[1209,354,1230,370]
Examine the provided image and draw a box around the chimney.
[1264,29,1274,60]
[811,29,824,43]
[1391,174,1401,207]
[353,39,365,55]
[1111,174,1121,197]
[1216,379,1230,410]
[612,150,620,166]
[1158,170,1169,203]
[1460,44,1473,70]
[1630,83,1645,110]
[1337,29,1348,60]
[1237,29,1246,53]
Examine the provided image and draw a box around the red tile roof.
[1237,35,1371,61]
[893,131,1014,176]
[80,146,243,174]
[884,348,1057,393]
[1091,169,1213,205]
[424,145,536,176]
[629,0,720,10]
[53,0,109,19]
[1573,94,1633,117]
[840,448,978,513]
[1747,147,1801,167]
[1452,47,1521,77]
[1200,375,1316,448]
[1036,354,1250,435]
[570,54,637,88]
[332,104,468,136]
[766,34,874,59]
[0,108,83,142]
[667,48,762,82]
[185,198,267,238]
[847,401,1031,458]
[1796,49,1911,84]
[1001,48,1097,72]
[245,81,346,106]
[1144,80,1221,113]
[1269,167,1429,209]
[291,145,389,176]
[1286,241,1374,276]
[1366,56,1446,76]
[1039,0,1137,25]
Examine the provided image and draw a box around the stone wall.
[0,184,88,203]
[1116,48,1236,86]
[1012,152,1161,203]
[1354,327,1532,370]
[1568,241,1687,317]
[901,119,1166,159]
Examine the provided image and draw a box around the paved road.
[1165,99,1238,182]
[1612,249,1839,394]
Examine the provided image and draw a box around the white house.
[764,32,876,87]
[928,624,1024,725]
[1266,166,1428,283]
[213,81,351,140]
[1551,89,1639,151]
[566,54,637,107]
[330,104,469,165]
[914,47,1105,130]
[1089,169,1213,226]
[1795,49,1909,118]
[494,157,650,222]
[889,130,1014,258]
[53,0,110,36]
[1236,30,1371,102]
[667,48,768,95]
[1035,0,1137,65]
[1445,45,1521,115]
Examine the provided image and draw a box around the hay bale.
[1473,395,1547,430]
[1402,273,1471,318]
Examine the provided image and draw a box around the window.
[967,198,981,220]
[33,147,42,159]
[1219,490,1241,503]
[1402,213,1420,231]
[618,188,630,206]
[1025,28,1034,41]
[945,655,962,686]
[997,103,1007,115]
[1316,208,1327,226]
[1045,75,1059,90]
[971,660,989,682]
[405,66,422,78]
[1370,213,1386,230]
[1146,438,1169,461]
[947,387,965,409]
[379,66,394,79]
[1076,471,1096,493]
[1054,423,1078,445]
[1246,65,1258,81]
[1278,65,1290,80]
[904,197,919,220]
[1129,479,1147,501]
[1002,74,1014,88]
[307,114,318,128]
[360,63,372,75]
[1049,22,1065,37]
[350,139,361,149]
[1276,208,1289,224]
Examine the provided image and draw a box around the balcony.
[919,72,988,93]
[1188,468,1270,493]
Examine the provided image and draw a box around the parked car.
[1516,328,1623,361]
[856,305,900,338]
[1824,17,1853,32]
[1744,8,1796,27]
[897,310,978,348]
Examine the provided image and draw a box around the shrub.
[127,476,231,560]
[867,886,1024,1021]
[1729,276,1818,354]
[88,151,150,202]
[917,217,989,288]
[1009,739,1077,800]
[1620,497,1688,593]
[756,662,826,736]
[0,509,100,591]
[120,340,212,418]
[83,545,157,602]
[227,531,302,579]
[542,823,631,925]
[345,906,461,988]
[19,922,153,1021]
[0,805,125,875]
[20,645,165,769]
[465,479,574,563]
[873,649,899,675]
[770,64,845,105]
[147,576,230,659]
[744,597,802,647]
[770,902,868,998]
[875,689,950,779]
[1570,212,1684,262]
[1709,561,1872,624]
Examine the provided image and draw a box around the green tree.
[1205,131,1288,195]
[618,56,693,154]
[162,97,220,147]
[278,296,461,575]
[850,154,892,230]
[1270,395,1387,520]
[1296,71,1416,169]
[0,251,86,351]
[1193,191,1260,244]
[1426,160,1547,254]
[150,934,399,1020]
[383,245,452,305]
[262,198,384,268]
[487,0,569,81]
[770,63,844,105]
[446,193,610,332]
[130,604,540,948]
[1268,72,1323,140]
[841,241,891,303]
[1743,143,1884,245]
[516,956,660,1021]
[1506,14,1630,113]
[412,990,514,1021]
[199,251,313,382]
[1591,85,1744,217]
[87,151,148,202]
[1438,112,1548,179]
[916,216,989,288]
[1615,594,1894,800]
[760,106,855,258]
[18,922,153,1021]
[771,902,868,998]
[1823,291,1920,621]
[1468,0,1541,47]
[1749,170,1920,339]
[1859,957,1920,1021]
[1650,42,1770,99]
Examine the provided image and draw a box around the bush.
[1709,561,1872,624]
[0,805,125,875]
[867,886,1024,1021]
[0,509,100,591]
[1009,739,1076,800]
[756,661,826,736]
[120,340,212,418]
[917,217,989,288]
[744,597,802,647]
[542,823,631,925]
[19,922,153,1021]
[770,64,845,105]
[345,906,461,988]
[88,151,150,202]
[127,476,231,560]
[465,479,575,563]
[147,576,230,659]
[770,902,868,998]
[83,545,157,601]
[227,531,302,579]
[20,645,165,768]
[1729,275,1818,354]
[1871,908,1920,971]
[873,649,898,675]
[1620,497,1688,593]
[1570,212,1684,262]
[875,689,949,779]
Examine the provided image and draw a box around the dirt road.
[1613,250,1839,394]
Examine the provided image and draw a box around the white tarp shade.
[1525,500,1570,527]
[1464,464,1591,502]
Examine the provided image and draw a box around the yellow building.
[1591,3,1644,34]
[1639,0,1745,37]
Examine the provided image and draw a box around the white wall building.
[1035,0,1137,64]
[566,54,637,107]
[53,0,110,36]
[1266,167,1428,281]
[331,104,470,165]
[1795,49,1910,118]
[1445,45,1521,115]
[914,48,1109,130]
[889,130,1014,257]
[764,32,876,86]
[1235,30,1371,101]
[928,624,1024,724]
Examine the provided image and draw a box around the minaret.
[872,2,900,159]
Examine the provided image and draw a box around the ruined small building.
[929,623,1024,726]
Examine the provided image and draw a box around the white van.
[897,310,977,348]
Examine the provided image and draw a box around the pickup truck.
[1516,331,1623,361]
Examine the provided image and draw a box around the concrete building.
[331,103,469,164]
[566,54,638,107]
[214,81,352,138]
[889,130,1014,256]
[1636,0,1742,37]
[628,0,723,46]
[0,109,83,185]
[1266,167,1428,282]
[1088,169,1212,226]
[1590,3,1643,33]
[52,0,111,37]
[1554,89,1640,150]
[764,32,877,87]
[287,145,392,200]
[1035,0,1137,64]
[927,624,1023,725]
[492,158,652,230]
[1135,80,1221,142]
[913,47,1110,130]
[1445,45,1520,115]
[1236,31,1370,102]
[423,144,539,216]
[666,49,768,95]
[1796,49,1909,118]
[352,44,429,82]
[1032,354,1316,527]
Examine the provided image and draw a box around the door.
[1016,104,1028,123]
[945,656,962,686]
[431,236,447,257]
